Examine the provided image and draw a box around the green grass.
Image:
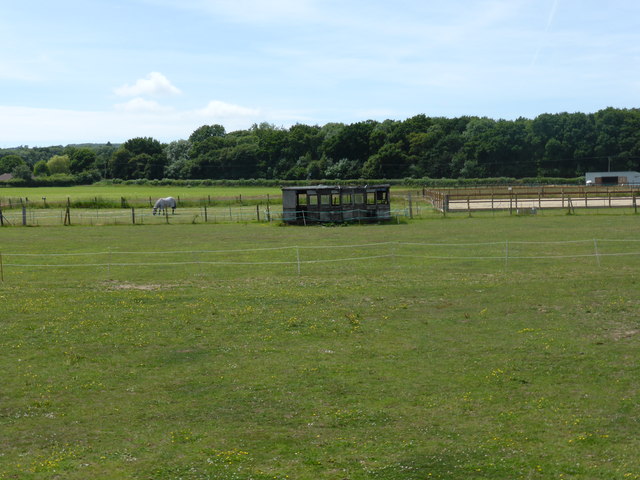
[0,184,422,210]
[1,215,640,479]
[0,185,283,209]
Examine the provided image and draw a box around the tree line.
[2,107,640,184]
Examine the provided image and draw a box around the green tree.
[321,121,376,165]
[375,142,408,178]
[189,124,226,144]
[67,147,97,174]
[94,143,118,177]
[109,137,165,179]
[47,155,71,174]
[285,124,322,162]
[251,123,288,178]
[11,163,33,181]
[0,154,25,174]
[324,158,361,179]
[109,149,131,179]
[165,140,192,179]
[142,153,165,180]
[33,160,50,176]
[361,155,382,179]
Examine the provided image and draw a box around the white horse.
[153,196,177,215]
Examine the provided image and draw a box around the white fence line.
[3,239,640,272]
[0,207,414,226]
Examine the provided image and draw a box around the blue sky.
[1,0,639,147]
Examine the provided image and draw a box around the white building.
[585,171,640,186]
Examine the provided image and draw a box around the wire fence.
[424,186,640,213]
[3,238,639,282]
[0,206,420,226]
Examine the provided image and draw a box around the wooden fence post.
[204,205,208,222]
[131,207,136,225]
[22,205,27,226]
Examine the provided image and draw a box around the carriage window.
[320,194,331,206]
[341,192,353,204]
[297,193,307,206]
[376,190,388,204]
[332,193,340,205]
[366,192,376,204]
[354,193,364,204]
[308,194,318,206]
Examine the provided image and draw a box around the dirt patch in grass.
[611,329,639,341]
[102,281,168,291]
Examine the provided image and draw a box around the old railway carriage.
[282,185,391,224]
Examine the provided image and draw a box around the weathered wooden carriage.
[282,185,391,224]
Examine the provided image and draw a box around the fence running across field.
[2,238,640,281]
[425,186,640,213]
[0,206,421,226]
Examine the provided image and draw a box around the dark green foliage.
[66,147,97,174]
[0,154,26,174]
[10,162,32,181]
[173,109,640,181]
[3,108,640,183]
[108,137,165,180]
[33,160,50,177]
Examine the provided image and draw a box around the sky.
[1,0,639,147]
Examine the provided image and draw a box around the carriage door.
[306,190,319,222]
[296,191,308,222]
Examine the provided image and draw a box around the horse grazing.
[153,197,177,215]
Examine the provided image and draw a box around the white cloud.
[197,100,260,119]
[0,100,264,147]
[114,97,173,114]
[114,72,182,97]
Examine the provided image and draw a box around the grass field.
[0,184,426,226]
[1,214,640,479]
[0,185,283,210]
